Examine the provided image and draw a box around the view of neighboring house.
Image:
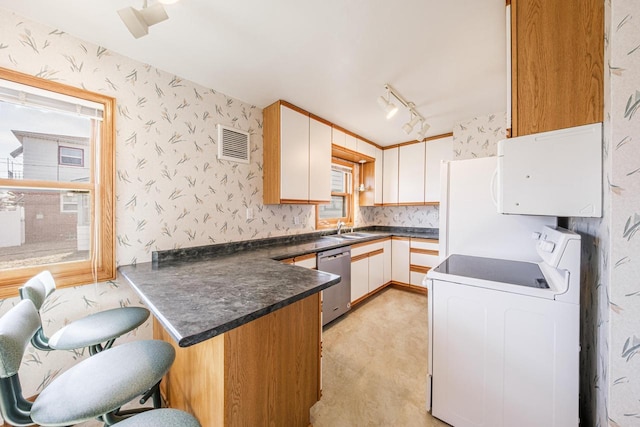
[6,130,90,247]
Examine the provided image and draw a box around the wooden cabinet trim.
[391,236,411,241]
[410,265,431,274]
[280,100,310,116]
[410,248,439,256]
[331,144,375,163]
[351,253,369,263]
[411,238,439,244]
[294,253,316,263]
[382,132,454,150]
[350,238,388,250]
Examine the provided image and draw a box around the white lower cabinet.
[351,257,369,303]
[391,237,410,284]
[350,239,388,303]
[368,252,384,293]
[383,239,392,285]
[409,238,439,288]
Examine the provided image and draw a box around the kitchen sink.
[334,232,378,240]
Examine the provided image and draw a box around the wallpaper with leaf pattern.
[0,7,439,402]
[0,7,320,399]
[570,1,640,425]
[603,0,640,424]
[452,111,508,160]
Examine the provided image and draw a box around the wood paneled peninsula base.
[120,251,337,426]
[154,293,320,426]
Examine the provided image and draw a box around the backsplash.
[359,205,439,228]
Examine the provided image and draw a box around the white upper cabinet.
[332,127,346,147]
[345,134,357,151]
[374,147,383,205]
[356,139,376,158]
[425,136,453,203]
[382,147,399,204]
[309,118,332,202]
[280,105,310,201]
[398,142,426,204]
[263,101,331,204]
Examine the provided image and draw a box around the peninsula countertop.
[119,227,438,347]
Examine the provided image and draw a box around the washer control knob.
[539,240,556,253]
[532,232,542,240]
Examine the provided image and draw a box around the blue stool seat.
[30,340,175,426]
[20,271,150,355]
[116,408,201,427]
[48,306,149,350]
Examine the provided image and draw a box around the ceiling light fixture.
[379,84,430,141]
[416,120,431,141]
[377,87,399,119]
[358,160,367,192]
[402,111,421,135]
[118,0,171,39]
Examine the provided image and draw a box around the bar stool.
[0,299,200,427]
[20,271,162,408]
[20,271,150,355]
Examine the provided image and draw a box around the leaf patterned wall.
[359,205,439,227]
[452,111,508,159]
[570,1,640,425]
[0,7,320,399]
[605,0,640,424]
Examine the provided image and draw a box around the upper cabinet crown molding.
[510,0,604,137]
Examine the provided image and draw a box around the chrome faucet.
[337,221,346,235]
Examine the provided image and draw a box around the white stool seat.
[48,306,149,350]
[116,408,201,427]
[31,340,174,426]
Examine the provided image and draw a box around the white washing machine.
[425,226,581,427]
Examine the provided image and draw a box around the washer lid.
[427,254,567,300]
[433,254,548,289]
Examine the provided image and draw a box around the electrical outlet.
[393,214,400,221]
[246,208,253,220]
[293,216,300,225]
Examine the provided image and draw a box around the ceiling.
[0,0,507,146]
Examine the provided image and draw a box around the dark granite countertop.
[119,226,437,347]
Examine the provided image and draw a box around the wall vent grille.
[217,124,250,164]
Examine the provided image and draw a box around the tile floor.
[310,287,449,426]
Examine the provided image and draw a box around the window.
[59,146,84,167]
[0,67,115,297]
[316,160,353,228]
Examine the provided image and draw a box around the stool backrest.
[0,300,40,378]
[19,271,56,311]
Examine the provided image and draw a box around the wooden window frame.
[315,158,354,229]
[0,67,115,298]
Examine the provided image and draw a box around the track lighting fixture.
[416,120,431,141]
[402,113,421,135]
[378,84,430,141]
[377,87,399,119]
[118,0,175,39]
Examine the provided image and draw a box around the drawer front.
[411,252,440,268]
[410,238,439,251]
[351,241,385,257]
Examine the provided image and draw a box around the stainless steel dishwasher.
[317,246,351,326]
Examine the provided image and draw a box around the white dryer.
[425,226,581,427]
